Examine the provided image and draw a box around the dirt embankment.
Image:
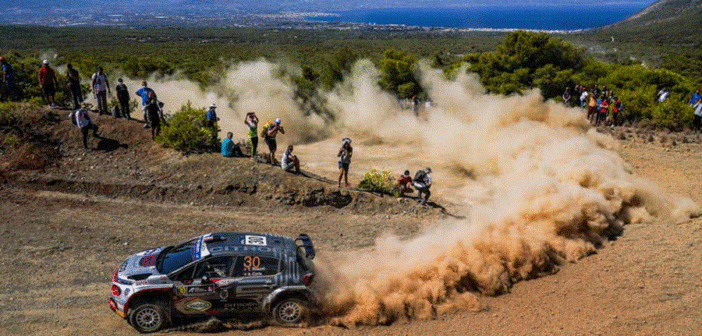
[0,106,441,216]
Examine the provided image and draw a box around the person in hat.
[0,56,17,101]
[206,103,219,130]
[37,60,58,108]
[75,102,99,149]
[413,167,432,205]
[65,63,83,110]
[115,78,131,119]
[337,137,353,188]
[265,118,285,165]
[91,66,110,114]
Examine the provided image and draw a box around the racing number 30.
[243,256,261,269]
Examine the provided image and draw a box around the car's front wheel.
[129,302,168,333]
[272,297,308,326]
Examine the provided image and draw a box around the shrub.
[358,169,397,195]
[156,102,219,152]
[650,99,694,131]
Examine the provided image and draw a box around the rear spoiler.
[295,234,316,260]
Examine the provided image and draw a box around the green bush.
[650,99,694,131]
[358,169,397,195]
[156,102,219,152]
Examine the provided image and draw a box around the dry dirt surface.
[1,108,701,335]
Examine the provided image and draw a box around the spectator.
[337,137,352,188]
[65,63,83,110]
[115,78,131,120]
[592,84,600,99]
[413,167,432,205]
[206,103,219,130]
[74,102,99,149]
[265,118,285,165]
[281,145,300,174]
[221,132,242,157]
[562,87,572,106]
[693,100,702,132]
[91,67,110,114]
[689,89,701,106]
[0,56,17,101]
[587,93,597,123]
[657,87,669,102]
[145,91,162,139]
[611,97,623,126]
[579,86,589,108]
[597,96,609,126]
[397,170,413,194]
[135,81,155,128]
[244,112,259,161]
[37,60,58,108]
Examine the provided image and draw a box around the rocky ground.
[0,107,700,335]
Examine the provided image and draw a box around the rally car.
[109,232,317,333]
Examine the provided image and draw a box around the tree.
[378,48,421,99]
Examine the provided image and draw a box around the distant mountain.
[599,0,702,44]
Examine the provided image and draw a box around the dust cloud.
[107,59,698,326]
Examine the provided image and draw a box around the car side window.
[172,264,195,282]
[193,256,234,279]
[233,256,280,277]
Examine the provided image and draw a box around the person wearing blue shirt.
[135,81,155,127]
[206,103,219,129]
[1,56,18,101]
[689,89,701,106]
[221,132,237,157]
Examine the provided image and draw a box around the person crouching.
[75,102,99,149]
[281,145,300,174]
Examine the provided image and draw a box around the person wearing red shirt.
[37,60,58,108]
[397,170,413,194]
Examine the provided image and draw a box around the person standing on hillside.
[337,137,352,188]
[244,112,259,161]
[562,86,572,106]
[91,67,110,114]
[413,167,432,205]
[587,92,597,123]
[611,96,623,126]
[689,89,701,106]
[65,63,83,110]
[597,96,609,126]
[135,81,155,128]
[75,102,99,149]
[579,86,588,108]
[206,104,219,130]
[145,91,162,139]
[115,78,131,120]
[265,118,285,165]
[0,56,17,101]
[37,60,58,108]
[693,100,702,132]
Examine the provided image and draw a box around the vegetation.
[1,21,701,131]
[156,102,219,152]
[358,169,397,196]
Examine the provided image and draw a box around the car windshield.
[156,239,196,274]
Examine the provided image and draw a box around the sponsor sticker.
[176,286,187,296]
[184,299,212,312]
[244,235,267,246]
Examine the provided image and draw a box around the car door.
[171,256,234,315]
[230,255,282,311]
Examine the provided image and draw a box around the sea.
[307,3,652,31]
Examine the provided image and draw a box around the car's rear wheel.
[129,302,168,333]
[272,298,308,326]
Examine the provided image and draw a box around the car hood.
[117,246,168,280]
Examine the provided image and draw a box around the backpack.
[260,120,273,138]
[413,170,426,183]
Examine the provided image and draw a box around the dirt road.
[1,129,701,335]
